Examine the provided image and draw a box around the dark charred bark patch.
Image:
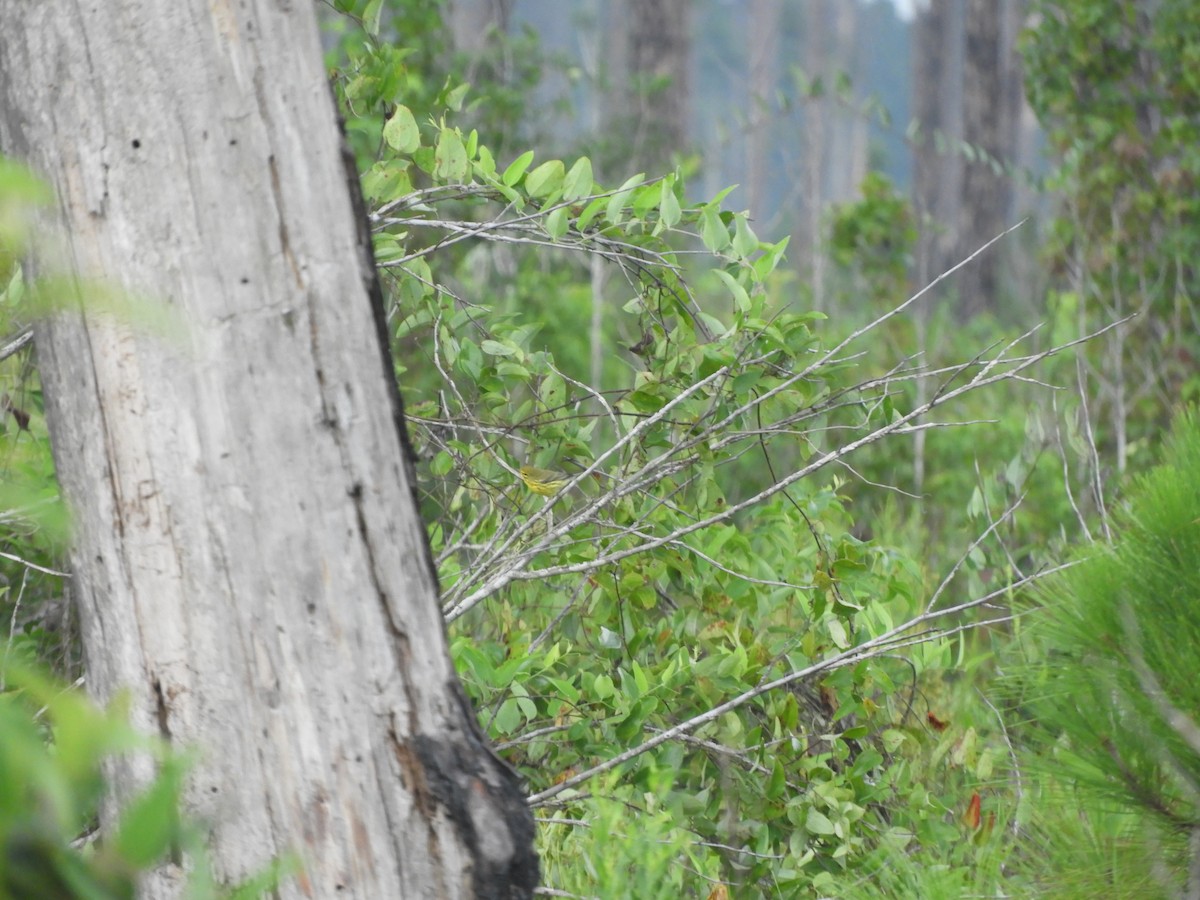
[408,727,539,900]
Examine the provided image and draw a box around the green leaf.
[496,361,529,378]
[362,0,382,36]
[547,676,580,704]
[382,105,420,154]
[445,81,470,112]
[701,206,731,253]
[593,673,615,699]
[660,178,682,228]
[806,808,836,835]
[967,486,984,519]
[494,698,522,735]
[631,182,662,219]
[113,757,186,867]
[827,618,849,649]
[732,369,761,395]
[767,758,787,800]
[431,451,454,476]
[708,184,738,206]
[538,373,566,410]
[575,196,606,232]
[733,213,759,259]
[714,269,751,313]
[373,235,403,264]
[434,127,469,182]
[502,150,535,186]
[476,169,522,206]
[361,159,412,203]
[615,698,649,742]
[631,660,650,695]
[515,695,537,720]
[753,236,790,280]
[474,145,496,178]
[412,146,436,175]
[526,160,565,199]
[880,728,908,753]
[605,173,646,227]
[545,206,569,240]
[480,339,517,357]
[563,157,594,202]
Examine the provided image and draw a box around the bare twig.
[0,550,69,578]
[0,327,33,362]
[977,687,1023,837]
[448,315,1123,618]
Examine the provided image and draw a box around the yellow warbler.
[518,465,569,496]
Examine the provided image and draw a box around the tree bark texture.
[0,3,537,898]
[913,0,1025,316]
[912,0,964,287]
[957,0,1018,316]
[823,0,867,207]
[448,0,514,55]
[746,0,781,222]
[616,0,692,175]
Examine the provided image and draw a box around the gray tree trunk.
[614,0,692,175]
[912,0,965,288]
[448,0,513,56]
[957,0,1017,316]
[0,3,537,898]
[913,0,1024,316]
[823,0,866,207]
[746,0,781,221]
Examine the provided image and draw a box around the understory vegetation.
[2,1,1199,896]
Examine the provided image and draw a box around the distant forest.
[464,0,1036,315]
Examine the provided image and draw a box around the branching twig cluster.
[378,181,1110,829]
[424,220,1122,624]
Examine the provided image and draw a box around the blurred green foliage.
[1023,0,1200,466]
[0,662,294,899]
[1003,408,1200,896]
[0,162,77,677]
[1012,410,1200,897]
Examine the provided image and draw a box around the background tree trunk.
[823,0,867,207]
[0,3,537,898]
[913,0,1027,316]
[611,0,693,175]
[912,0,965,288]
[448,0,514,56]
[956,0,1019,316]
[798,0,866,311]
[746,0,782,221]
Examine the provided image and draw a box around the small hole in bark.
[131,139,141,149]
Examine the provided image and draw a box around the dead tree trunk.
[0,3,537,897]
